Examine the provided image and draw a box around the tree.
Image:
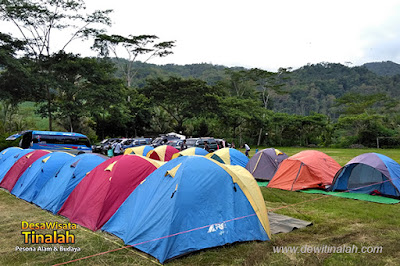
[217,96,263,145]
[93,34,175,87]
[247,67,289,145]
[335,92,388,115]
[44,52,124,133]
[0,0,112,130]
[336,113,392,147]
[0,32,32,103]
[222,68,258,98]
[141,76,219,133]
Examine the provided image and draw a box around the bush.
[0,133,19,151]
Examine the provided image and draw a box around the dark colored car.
[186,138,218,152]
[125,138,152,148]
[92,139,109,153]
[215,138,230,148]
[99,138,121,154]
[167,139,183,150]
[152,136,180,147]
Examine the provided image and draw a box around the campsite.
[0,147,399,265]
[1,0,400,265]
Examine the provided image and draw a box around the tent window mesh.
[347,164,384,190]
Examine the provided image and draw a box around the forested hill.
[363,61,400,76]
[115,60,400,118]
[271,62,400,117]
[113,60,246,87]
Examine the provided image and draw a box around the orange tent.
[267,150,341,191]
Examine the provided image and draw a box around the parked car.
[186,138,218,152]
[125,138,152,148]
[215,138,230,149]
[92,139,110,153]
[100,138,121,154]
[119,138,134,148]
[151,135,180,147]
[167,139,183,150]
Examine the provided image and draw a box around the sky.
[7,0,400,72]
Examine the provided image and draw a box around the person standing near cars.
[231,141,236,149]
[244,143,250,157]
[113,141,123,156]
[180,139,187,151]
[107,144,114,157]
[204,141,210,152]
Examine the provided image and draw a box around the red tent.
[58,154,162,231]
[267,150,341,191]
[146,145,179,161]
[0,150,50,191]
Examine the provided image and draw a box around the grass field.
[1,148,399,265]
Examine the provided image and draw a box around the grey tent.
[246,148,288,181]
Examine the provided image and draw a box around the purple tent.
[245,148,288,181]
[331,153,400,198]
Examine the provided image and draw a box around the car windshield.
[186,140,196,145]
[152,137,163,144]
[121,139,132,145]
[33,135,91,147]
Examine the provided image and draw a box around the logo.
[207,222,225,234]
[20,221,77,244]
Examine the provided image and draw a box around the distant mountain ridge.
[362,61,400,76]
[112,59,400,118]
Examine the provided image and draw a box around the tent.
[0,150,51,191]
[0,149,35,182]
[245,148,288,181]
[58,155,163,231]
[267,150,341,191]
[206,148,249,167]
[124,145,154,156]
[32,153,107,213]
[146,145,179,161]
[171,147,208,159]
[331,153,400,198]
[0,147,23,165]
[102,156,270,263]
[11,152,76,202]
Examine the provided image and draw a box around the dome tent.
[0,147,23,165]
[245,148,288,181]
[171,147,209,159]
[58,154,163,231]
[124,145,154,156]
[102,156,270,264]
[0,148,35,182]
[0,150,51,191]
[267,150,341,191]
[11,152,75,202]
[331,153,400,198]
[33,153,107,214]
[146,145,179,161]
[206,148,249,167]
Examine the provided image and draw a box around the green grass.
[1,148,400,265]
[18,102,49,131]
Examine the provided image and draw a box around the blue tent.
[171,147,209,159]
[102,156,270,263]
[0,149,34,182]
[0,147,23,165]
[11,152,75,202]
[206,148,249,167]
[331,153,400,198]
[33,153,107,213]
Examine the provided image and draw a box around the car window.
[186,140,196,145]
